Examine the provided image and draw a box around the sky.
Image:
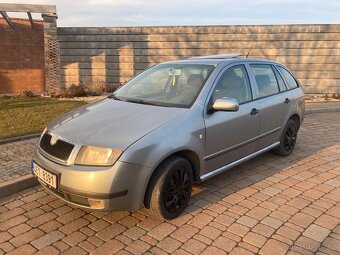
[3,0,340,27]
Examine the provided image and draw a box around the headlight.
[75,146,122,166]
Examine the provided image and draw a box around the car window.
[278,67,299,89]
[250,64,280,98]
[211,65,252,104]
[114,64,215,108]
[273,66,287,92]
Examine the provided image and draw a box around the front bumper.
[33,148,153,211]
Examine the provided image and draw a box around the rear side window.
[273,67,287,92]
[250,64,279,98]
[278,67,299,89]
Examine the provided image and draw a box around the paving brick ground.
[0,139,37,183]
[0,112,339,255]
[306,102,340,110]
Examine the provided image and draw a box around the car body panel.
[256,91,292,150]
[204,100,261,172]
[119,103,206,173]
[47,98,187,151]
[203,62,260,172]
[34,148,152,211]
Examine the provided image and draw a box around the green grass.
[0,97,87,139]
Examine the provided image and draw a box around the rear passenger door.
[249,64,292,150]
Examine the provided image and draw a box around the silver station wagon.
[32,54,305,219]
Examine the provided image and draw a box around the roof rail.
[187,54,244,60]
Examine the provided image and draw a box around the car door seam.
[204,126,281,161]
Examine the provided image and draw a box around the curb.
[305,106,340,115]
[0,174,39,198]
[0,133,40,145]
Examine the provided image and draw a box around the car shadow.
[181,112,340,217]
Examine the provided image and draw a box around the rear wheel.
[146,156,193,220]
[274,119,298,156]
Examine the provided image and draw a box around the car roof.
[158,54,282,66]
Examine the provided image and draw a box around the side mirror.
[211,98,239,112]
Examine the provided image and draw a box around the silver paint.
[33,57,305,211]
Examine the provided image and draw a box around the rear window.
[278,67,299,89]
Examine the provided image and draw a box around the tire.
[146,156,193,220]
[274,119,298,156]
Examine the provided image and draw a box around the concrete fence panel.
[57,24,339,94]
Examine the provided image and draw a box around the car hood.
[47,98,188,150]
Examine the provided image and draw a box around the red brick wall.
[0,18,45,94]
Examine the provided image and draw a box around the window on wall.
[278,67,299,89]
[211,65,252,104]
[250,64,280,98]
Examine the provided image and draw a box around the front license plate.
[32,162,57,189]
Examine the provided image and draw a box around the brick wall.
[0,18,45,94]
[58,24,340,94]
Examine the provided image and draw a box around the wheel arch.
[289,114,301,130]
[143,149,200,208]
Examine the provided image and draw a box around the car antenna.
[245,36,256,58]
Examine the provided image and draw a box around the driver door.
[204,64,260,173]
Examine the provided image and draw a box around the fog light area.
[88,199,105,209]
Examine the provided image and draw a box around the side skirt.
[200,142,280,181]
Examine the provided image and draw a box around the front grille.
[39,133,74,161]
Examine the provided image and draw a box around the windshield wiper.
[124,98,171,107]
[109,95,151,105]
[125,98,153,105]
[108,94,123,101]
[110,95,172,107]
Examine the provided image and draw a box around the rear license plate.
[32,162,57,189]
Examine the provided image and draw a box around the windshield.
[113,64,215,108]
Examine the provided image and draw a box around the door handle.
[250,108,259,116]
[284,98,291,104]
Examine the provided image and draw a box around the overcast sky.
[4,0,340,27]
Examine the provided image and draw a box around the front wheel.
[274,119,298,156]
[146,156,193,220]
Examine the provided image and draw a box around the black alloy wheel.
[146,156,193,220]
[274,119,298,156]
[283,121,297,152]
[163,167,192,213]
